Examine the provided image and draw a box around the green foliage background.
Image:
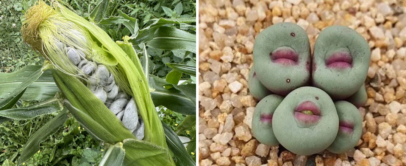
[0,0,196,165]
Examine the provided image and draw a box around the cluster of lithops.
[60,31,144,140]
[250,23,370,155]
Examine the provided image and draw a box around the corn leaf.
[167,63,196,76]
[166,70,182,85]
[162,123,195,166]
[147,26,196,53]
[174,84,196,105]
[0,66,43,109]
[131,18,195,44]
[149,76,195,115]
[0,66,59,101]
[99,143,125,166]
[175,115,196,134]
[89,0,109,23]
[53,70,135,143]
[122,138,174,166]
[18,109,69,164]
[0,98,60,120]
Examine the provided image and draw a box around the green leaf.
[0,65,44,109]
[166,70,182,85]
[99,16,129,25]
[141,44,150,80]
[174,2,183,16]
[123,138,174,166]
[175,115,196,134]
[131,18,195,44]
[99,143,125,166]
[0,89,25,110]
[161,6,173,17]
[173,84,195,105]
[0,66,58,101]
[0,98,61,120]
[166,63,196,76]
[162,123,195,166]
[186,136,196,156]
[83,149,99,163]
[117,10,138,35]
[18,109,69,164]
[149,76,195,115]
[89,0,109,23]
[147,26,196,53]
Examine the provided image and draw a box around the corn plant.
[0,0,195,165]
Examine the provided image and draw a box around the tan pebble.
[366,112,377,134]
[210,143,228,152]
[255,144,270,157]
[361,148,374,157]
[267,159,278,166]
[315,155,323,166]
[216,157,231,165]
[200,159,213,166]
[358,159,370,166]
[396,124,406,133]
[211,152,221,160]
[210,50,223,60]
[272,6,282,16]
[394,37,403,48]
[280,151,296,162]
[222,148,231,157]
[232,156,245,164]
[240,95,256,107]
[231,147,240,156]
[353,150,366,162]
[245,156,261,166]
[378,122,392,139]
[235,124,252,142]
[384,93,396,103]
[241,139,257,157]
[218,113,227,123]
[385,113,398,126]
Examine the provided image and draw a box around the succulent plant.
[272,87,339,155]
[250,23,369,156]
[248,68,271,100]
[253,23,311,95]
[312,25,370,99]
[327,101,362,154]
[252,94,283,146]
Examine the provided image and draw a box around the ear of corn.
[21,1,173,164]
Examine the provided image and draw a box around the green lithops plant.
[252,94,283,146]
[346,84,367,107]
[272,87,339,155]
[248,68,271,100]
[253,22,311,95]
[328,101,362,154]
[312,25,370,99]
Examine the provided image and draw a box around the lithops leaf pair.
[250,23,369,155]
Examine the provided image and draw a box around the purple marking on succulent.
[260,113,273,123]
[294,101,321,123]
[306,61,310,71]
[312,62,316,72]
[326,52,353,69]
[271,48,298,65]
[339,121,354,134]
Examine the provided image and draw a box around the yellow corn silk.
[21,1,173,165]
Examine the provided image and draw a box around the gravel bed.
[198,0,406,165]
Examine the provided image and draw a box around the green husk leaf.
[99,143,125,166]
[122,138,174,166]
[53,70,135,143]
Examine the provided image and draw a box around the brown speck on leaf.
[290,32,295,37]
[316,96,319,100]
[286,79,290,83]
